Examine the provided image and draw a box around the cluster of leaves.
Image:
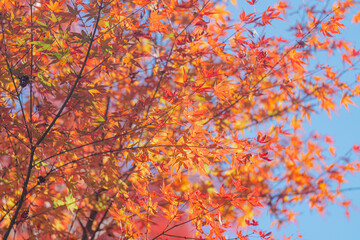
[0,0,359,239]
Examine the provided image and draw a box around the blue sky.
[226,0,360,239]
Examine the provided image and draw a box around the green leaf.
[64,192,77,213]
[38,72,53,87]
[51,52,63,60]
[94,116,105,122]
[31,41,52,51]
[53,199,64,208]
[49,12,58,22]
[36,20,48,28]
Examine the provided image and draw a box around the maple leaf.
[340,93,357,111]
[149,10,168,32]
[64,192,77,213]
[239,10,257,24]
[352,10,360,23]
[247,193,264,207]
[259,151,272,161]
[276,1,289,15]
[246,0,258,5]
[256,132,270,143]
[2,1,360,239]
[353,144,360,153]
[245,218,259,226]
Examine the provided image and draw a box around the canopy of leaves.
[0,0,359,239]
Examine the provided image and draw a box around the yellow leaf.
[89,89,100,96]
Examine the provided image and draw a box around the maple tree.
[0,0,360,239]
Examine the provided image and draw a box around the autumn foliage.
[1,0,360,239]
